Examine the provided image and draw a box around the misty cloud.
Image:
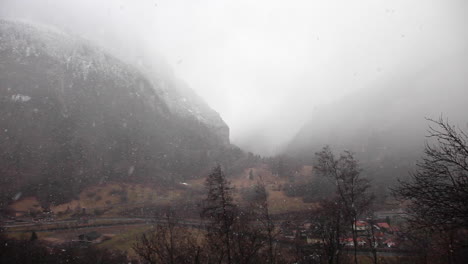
[2,0,467,155]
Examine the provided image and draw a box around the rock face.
[0,20,229,205]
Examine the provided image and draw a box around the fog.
[1,0,467,155]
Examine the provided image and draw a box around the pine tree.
[248,169,254,180]
[251,179,276,263]
[202,165,236,264]
[30,231,38,241]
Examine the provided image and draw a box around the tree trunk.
[352,217,358,264]
[335,211,341,264]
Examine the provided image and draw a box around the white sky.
[1,0,467,154]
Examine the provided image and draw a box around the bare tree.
[231,210,266,264]
[315,146,373,264]
[394,117,468,230]
[133,210,203,264]
[363,216,378,264]
[392,117,468,264]
[311,199,346,264]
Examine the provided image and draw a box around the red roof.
[377,222,390,229]
[355,221,368,227]
[375,232,385,237]
[342,237,366,242]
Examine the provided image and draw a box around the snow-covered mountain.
[0,20,229,206]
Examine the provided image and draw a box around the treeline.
[133,165,289,264]
[133,158,375,264]
[131,117,468,264]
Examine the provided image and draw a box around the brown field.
[189,165,317,214]
[9,182,187,219]
[51,183,183,214]
[9,164,316,219]
[8,196,43,213]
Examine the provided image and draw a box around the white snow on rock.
[11,94,31,102]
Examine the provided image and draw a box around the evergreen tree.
[30,231,38,241]
[251,180,276,263]
[202,165,236,264]
[248,169,254,180]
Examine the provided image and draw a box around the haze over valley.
[2,0,467,155]
[1,1,467,263]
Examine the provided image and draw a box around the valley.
[0,9,467,263]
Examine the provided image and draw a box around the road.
[2,216,416,257]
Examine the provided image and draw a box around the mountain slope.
[287,52,468,185]
[0,20,229,207]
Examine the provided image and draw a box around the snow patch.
[12,192,22,201]
[128,166,135,176]
[11,94,31,102]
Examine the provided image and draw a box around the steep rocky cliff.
[0,20,229,206]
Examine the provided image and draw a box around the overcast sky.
[1,0,467,154]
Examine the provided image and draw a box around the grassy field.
[186,165,316,214]
[9,182,188,219]
[50,183,183,215]
[8,196,43,213]
[230,166,317,214]
[9,164,316,218]
[97,225,152,255]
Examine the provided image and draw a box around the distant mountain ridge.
[0,20,230,206]
[287,51,468,185]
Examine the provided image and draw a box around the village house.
[383,238,397,248]
[376,222,390,231]
[353,220,369,231]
